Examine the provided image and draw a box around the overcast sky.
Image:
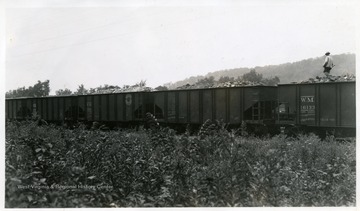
[3,0,359,94]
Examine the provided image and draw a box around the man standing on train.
[323,52,334,77]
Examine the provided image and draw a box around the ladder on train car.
[252,101,265,121]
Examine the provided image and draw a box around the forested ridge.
[165,53,355,89]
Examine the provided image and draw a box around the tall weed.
[5,121,356,207]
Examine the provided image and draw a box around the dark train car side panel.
[53,98,59,120]
[178,91,188,123]
[116,94,124,121]
[277,85,298,124]
[243,87,259,122]
[15,100,19,118]
[86,96,93,121]
[31,98,39,118]
[64,98,72,120]
[100,95,108,121]
[5,100,9,119]
[229,88,242,124]
[339,83,356,127]
[78,96,86,121]
[37,99,42,119]
[215,89,227,122]
[36,99,42,119]
[125,93,133,121]
[152,92,165,121]
[319,84,336,127]
[94,96,100,121]
[9,100,13,119]
[167,92,176,123]
[19,99,30,119]
[109,94,116,121]
[277,82,355,129]
[134,93,144,120]
[7,100,11,119]
[16,100,20,119]
[202,90,213,122]
[25,99,32,119]
[10,100,14,119]
[48,98,53,121]
[39,98,43,120]
[35,99,40,120]
[13,99,21,119]
[42,98,48,120]
[298,85,316,126]
[16,100,21,119]
[244,87,257,113]
[59,97,65,121]
[13,100,17,118]
[13,100,18,119]
[24,99,30,119]
[190,91,200,123]
[8,100,12,119]
[260,87,277,121]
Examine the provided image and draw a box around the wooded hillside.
[166,53,355,89]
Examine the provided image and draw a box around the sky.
[3,0,359,95]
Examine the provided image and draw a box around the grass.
[5,120,356,207]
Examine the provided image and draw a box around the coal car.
[147,86,277,126]
[5,85,277,126]
[5,81,356,136]
[276,81,355,136]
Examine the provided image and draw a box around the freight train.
[5,81,356,137]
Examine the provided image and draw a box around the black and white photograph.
[1,0,358,209]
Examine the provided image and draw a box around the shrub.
[5,121,356,207]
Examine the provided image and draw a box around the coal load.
[214,81,266,88]
[92,86,153,94]
[299,73,356,84]
[176,80,266,90]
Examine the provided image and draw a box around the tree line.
[6,69,278,98]
[5,80,161,98]
[6,82,118,98]
[5,80,51,98]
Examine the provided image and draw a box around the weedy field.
[5,120,356,207]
